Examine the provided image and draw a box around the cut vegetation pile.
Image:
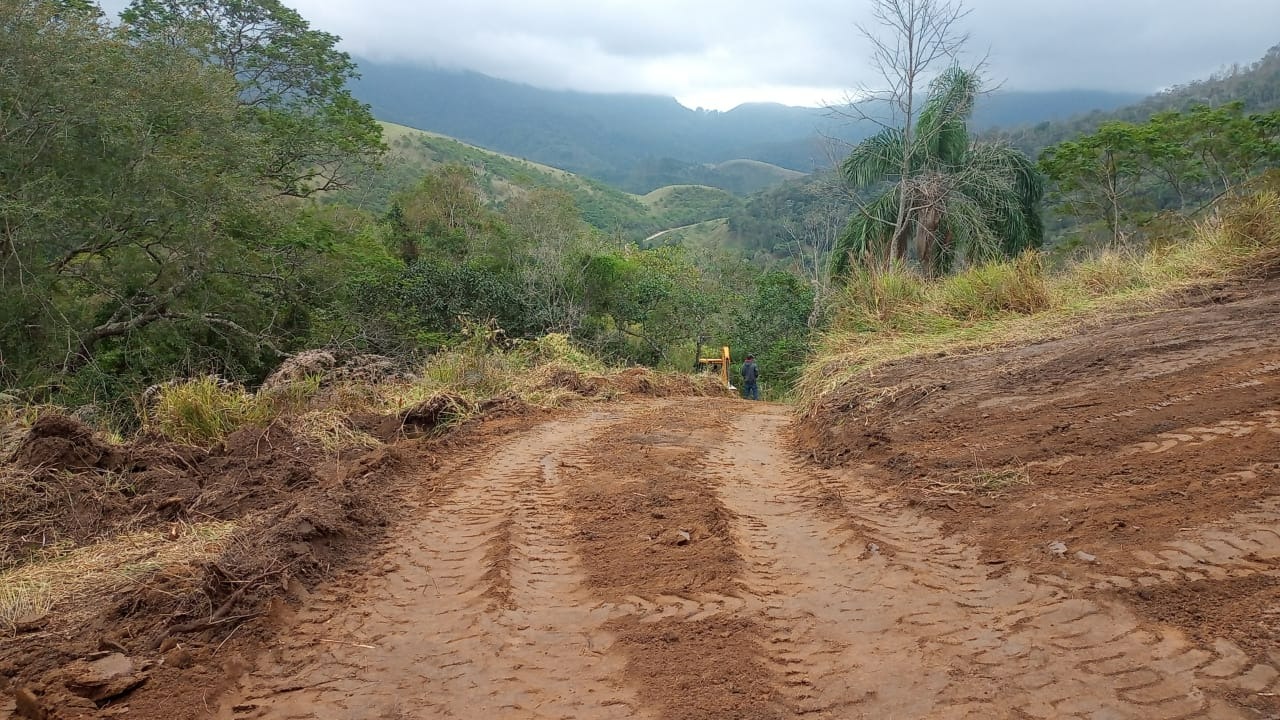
[0,336,724,718]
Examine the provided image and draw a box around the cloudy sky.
[101,0,1280,110]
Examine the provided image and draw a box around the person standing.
[741,354,760,400]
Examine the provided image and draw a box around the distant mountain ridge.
[350,61,1142,194]
[993,43,1280,155]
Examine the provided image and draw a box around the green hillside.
[619,155,812,195]
[641,185,743,228]
[340,122,753,242]
[708,159,806,194]
[646,217,735,253]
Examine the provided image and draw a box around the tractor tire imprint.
[215,399,1276,720]
[218,409,648,720]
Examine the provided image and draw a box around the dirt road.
[215,397,1277,718]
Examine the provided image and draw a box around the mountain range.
[350,61,1142,194]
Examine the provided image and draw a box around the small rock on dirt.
[65,653,147,703]
[1047,540,1068,558]
[662,529,692,546]
[1074,551,1098,564]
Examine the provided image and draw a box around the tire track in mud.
[972,351,1280,590]
[559,402,790,720]
[218,410,648,720]
[1083,358,1280,427]
[1094,491,1280,589]
[213,397,1278,720]
[714,407,1269,719]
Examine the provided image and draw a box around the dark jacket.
[742,360,759,383]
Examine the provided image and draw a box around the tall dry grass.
[798,192,1280,408]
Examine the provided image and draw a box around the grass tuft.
[935,252,1053,319]
[142,377,272,445]
[0,579,51,632]
[292,409,382,452]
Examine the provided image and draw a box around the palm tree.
[833,66,1045,276]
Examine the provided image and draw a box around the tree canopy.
[834,67,1045,276]
[121,0,384,196]
[1039,102,1280,246]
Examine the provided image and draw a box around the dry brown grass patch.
[0,521,236,633]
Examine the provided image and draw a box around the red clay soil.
[202,395,1280,719]
[795,278,1280,696]
[8,282,1280,718]
[2,366,725,720]
[0,407,543,720]
[560,403,788,720]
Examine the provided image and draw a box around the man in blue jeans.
[741,354,760,400]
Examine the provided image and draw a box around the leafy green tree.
[1,0,269,384]
[503,189,600,332]
[570,245,730,366]
[1038,123,1148,246]
[390,165,504,263]
[1038,103,1280,245]
[728,271,815,394]
[1176,104,1280,199]
[350,262,532,354]
[121,0,384,196]
[835,66,1045,276]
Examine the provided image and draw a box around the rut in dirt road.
[713,408,1269,719]
[218,399,1274,719]
[219,409,649,720]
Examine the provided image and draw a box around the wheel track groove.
[713,409,1269,718]
[217,410,651,720]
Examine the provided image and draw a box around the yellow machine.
[698,345,735,390]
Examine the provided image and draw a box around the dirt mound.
[2,416,134,569]
[611,367,724,397]
[538,366,601,396]
[11,414,121,473]
[260,349,337,390]
[398,392,474,438]
[0,416,421,719]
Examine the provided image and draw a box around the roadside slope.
[796,277,1280,715]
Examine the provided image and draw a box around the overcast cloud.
[98,0,1280,110]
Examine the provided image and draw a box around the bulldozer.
[696,344,735,391]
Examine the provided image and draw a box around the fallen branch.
[166,569,278,636]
